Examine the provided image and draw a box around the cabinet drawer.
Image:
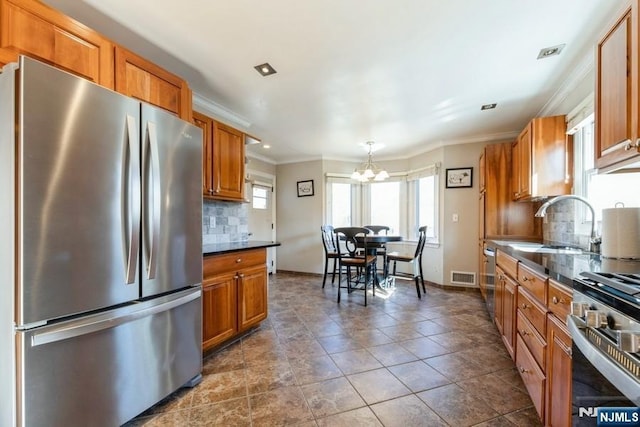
[517,263,547,302]
[204,249,266,277]
[547,279,572,323]
[496,250,518,279]
[517,310,546,370]
[516,334,545,421]
[518,287,547,337]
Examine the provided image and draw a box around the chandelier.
[350,141,389,182]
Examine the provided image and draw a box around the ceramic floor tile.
[317,334,363,354]
[387,360,451,392]
[330,348,383,375]
[315,407,383,427]
[289,354,344,385]
[457,372,534,414]
[190,369,247,407]
[127,272,529,426]
[503,406,543,426]
[417,384,500,426]
[424,352,494,382]
[188,397,251,426]
[398,336,451,359]
[370,394,448,427]
[249,385,315,426]
[300,377,366,418]
[366,342,419,366]
[347,368,412,405]
[244,360,297,395]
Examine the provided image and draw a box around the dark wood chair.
[364,225,391,274]
[321,225,339,288]
[333,227,378,306]
[386,226,427,298]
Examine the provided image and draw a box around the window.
[416,175,438,240]
[368,181,400,234]
[574,115,640,228]
[327,180,353,227]
[252,185,268,209]
[325,164,439,242]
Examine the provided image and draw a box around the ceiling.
[45,0,621,164]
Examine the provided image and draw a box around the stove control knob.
[585,310,608,328]
[617,331,640,353]
[571,302,589,318]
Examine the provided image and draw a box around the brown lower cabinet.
[202,249,268,351]
[496,250,573,426]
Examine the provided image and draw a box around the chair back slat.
[414,226,428,258]
[333,227,370,257]
[321,225,338,253]
[364,225,390,235]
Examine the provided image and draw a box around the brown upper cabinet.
[0,0,114,87]
[595,0,640,170]
[195,111,247,202]
[511,115,572,201]
[480,143,541,240]
[114,46,192,121]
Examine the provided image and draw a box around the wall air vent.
[450,271,476,286]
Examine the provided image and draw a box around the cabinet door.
[595,1,639,169]
[0,0,113,87]
[114,46,191,120]
[502,274,517,360]
[545,314,572,427]
[193,111,214,196]
[202,272,238,351]
[238,264,268,331]
[511,140,520,200]
[517,125,532,199]
[212,121,245,201]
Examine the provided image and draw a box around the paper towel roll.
[601,207,640,259]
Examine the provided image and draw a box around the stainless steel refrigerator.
[0,56,203,427]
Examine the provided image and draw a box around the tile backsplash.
[203,200,249,244]
[543,199,598,249]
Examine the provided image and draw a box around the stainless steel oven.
[569,272,640,426]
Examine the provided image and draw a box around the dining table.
[355,234,403,291]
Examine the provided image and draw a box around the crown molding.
[193,93,252,129]
[537,50,594,117]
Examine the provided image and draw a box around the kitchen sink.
[507,242,584,255]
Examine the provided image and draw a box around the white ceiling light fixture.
[254,62,277,76]
[350,141,389,182]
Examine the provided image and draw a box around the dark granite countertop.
[203,241,281,256]
[488,239,640,288]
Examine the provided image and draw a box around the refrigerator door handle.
[30,289,201,347]
[145,121,161,280]
[124,115,141,284]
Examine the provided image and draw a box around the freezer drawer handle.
[124,114,141,284]
[31,290,201,347]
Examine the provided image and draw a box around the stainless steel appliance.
[0,56,203,427]
[569,272,640,426]
[482,244,496,317]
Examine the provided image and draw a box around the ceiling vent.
[537,44,565,59]
[481,103,497,110]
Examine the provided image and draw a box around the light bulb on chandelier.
[350,141,389,182]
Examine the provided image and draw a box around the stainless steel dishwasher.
[482,243,496,318]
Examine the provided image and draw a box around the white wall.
[275,160,324,273]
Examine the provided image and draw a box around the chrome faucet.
[534,195,601,254]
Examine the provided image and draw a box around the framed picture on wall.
[445,167,473,188]
[297,180,314,197]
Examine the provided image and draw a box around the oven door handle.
[567,315,640,406]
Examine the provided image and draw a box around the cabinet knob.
[518,366,529,374]
[238,273,245,278]
[521,276,530,282]
[521,303,529,309]
[552,296,565,305]
[522,330,530,336]
[236,258,242,263]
